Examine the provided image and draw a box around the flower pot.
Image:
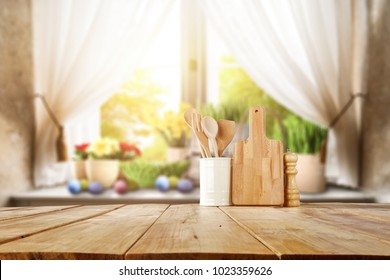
[86,159,119,188]
[295,153,326,193]
[166,147,189,162]
[70,160,87,180]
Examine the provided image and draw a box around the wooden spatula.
[191,113,211,157]
[184,108,206,158]
[216,119,236,156]
[201,116,219,157]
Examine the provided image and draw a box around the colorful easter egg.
[67,179,81,194]
[177,179,193,193]
[155,175,170,192]
[80,179,89,191]
[114,179,128,194]
[88,181,104,194]
[168,176,179,188]
[126,179,139,191]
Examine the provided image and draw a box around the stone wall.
[0,0,34,206]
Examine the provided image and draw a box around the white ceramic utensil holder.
[199,157,232,206]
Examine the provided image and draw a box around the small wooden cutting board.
[232,106,284,205]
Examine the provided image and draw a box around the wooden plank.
[0,207,23,211]
[221,205,390,259]
[0,205,79,221]
[302,203,390,222]
[301,203,390,210]
[298,207,390,242]
[0,204,168,260]
[0,204,122,246]
[125,204,278,260]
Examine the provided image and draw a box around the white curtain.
[33,0,175,187]
[200,0,368,188]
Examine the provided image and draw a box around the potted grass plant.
[283,115,327,193]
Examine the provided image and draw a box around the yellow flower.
[154,102,193,147]
[88,138,120,159]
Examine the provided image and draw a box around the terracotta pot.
[70,160,87,180]
[166,147,189,162]
[86,159,119,188]
[295,153,326,193]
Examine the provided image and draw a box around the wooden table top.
[0,203,389,260]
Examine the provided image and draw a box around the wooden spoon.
[201,116,219,157]
[184,108,206,158]
[191,113,211,157]
[216,119,236,156]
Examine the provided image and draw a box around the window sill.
[8,184,376,207]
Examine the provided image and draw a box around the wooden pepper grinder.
[284,150,300,207]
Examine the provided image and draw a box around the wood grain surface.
[0,205,78,221]
[0,204,122,246]
[0,203,389,260]
[0,204,168,260]
[232,106,284,205]
[125,204,277,260]
[220,204,390,259]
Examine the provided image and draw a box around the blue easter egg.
[177,179,194,193]
[155,175,170,192]
[88,181,104,194]
[67,179,82,194]
[114,179,128,194]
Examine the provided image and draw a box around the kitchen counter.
[0,203,389,259]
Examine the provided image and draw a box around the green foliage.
[100,121,127,140]
[101,55,327,160]
[219,67,289,117]
[283,115,327,154]
[216,60,326,150]
[201,65,291,141]
[152,103,192,148]
[120,160,190,188]
[100,69,164,142]
[200,103,244,123]
[140,135,167,162]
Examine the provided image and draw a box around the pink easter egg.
[114,179,128,194]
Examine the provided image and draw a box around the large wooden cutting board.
[232,106,284,205]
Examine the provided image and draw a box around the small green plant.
[200,103,245,123]
[200,102,285,142]
[283,115,327,154]
[120,160,190,188]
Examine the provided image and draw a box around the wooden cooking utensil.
[216,119,236,156]
[191,113,211,157]
[231,106,284,205]
[184,108,206,158]
[201,116,219,157]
